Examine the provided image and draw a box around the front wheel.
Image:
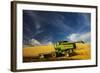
[51,52,56,58]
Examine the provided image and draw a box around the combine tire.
[51,52,56,58]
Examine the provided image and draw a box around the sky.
[23,10,91,45]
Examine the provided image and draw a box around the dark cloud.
[23,10,91,45]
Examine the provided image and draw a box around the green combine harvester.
[54,41,76,57]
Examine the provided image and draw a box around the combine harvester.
[54,41,76,57]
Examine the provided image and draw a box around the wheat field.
[23,45,55,57]
[72,43,91,60]
[23,43,91,62]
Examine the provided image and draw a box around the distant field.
[23,45,55,57]
[23,43,91,62]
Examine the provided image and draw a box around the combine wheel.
[51,52,56,58]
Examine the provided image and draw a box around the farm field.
[23,43,91,62]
